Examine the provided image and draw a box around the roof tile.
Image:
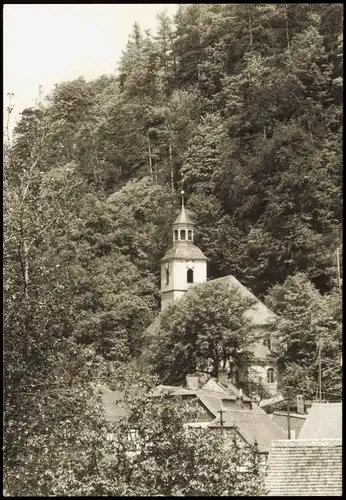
[265,439,342,496]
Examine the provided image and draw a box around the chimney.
[186,374,199,391]
[217,369,228,386]
[236,388,244,408]
[296,394,304,414]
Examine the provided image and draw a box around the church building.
[149,191,280,398]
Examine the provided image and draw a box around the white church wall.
[250,364,278,395]
[171,260,207,290]
[160,258,207,310]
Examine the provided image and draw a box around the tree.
[105,377,266,496]
[265,273,342,399]
[148,280,258,385]
[4,346,112,497]
[244,368,272,404]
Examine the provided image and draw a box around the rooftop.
[298,402,342,440]
[265,438,342,496]
[150,385,247,419]
[151,382,252,404]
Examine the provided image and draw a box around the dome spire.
[173,187,193,225]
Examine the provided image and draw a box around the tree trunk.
[248,10,253,52]
[284,5,291,58]
[23,239,29,302]
[147,132,153,180]
[169,136,174,193]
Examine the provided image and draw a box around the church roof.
[199,276,277,327]
[161,242,208,261]
[173,205,194,225]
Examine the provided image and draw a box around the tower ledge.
[161,243,208,262]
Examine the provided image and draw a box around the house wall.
[181,395,215,423]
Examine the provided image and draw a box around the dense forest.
[4,4,342,495]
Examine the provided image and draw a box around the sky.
[4,3,178,131]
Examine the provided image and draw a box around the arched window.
[267,368,275,384]
[174,230,178,241]
[187,269,194,283]
[165,269,169,285]
[180,229,186,240]
[264,337,271,351]
[188,230,193,241]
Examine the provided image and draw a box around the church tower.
[160,190,208,311]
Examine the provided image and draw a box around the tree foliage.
[265,273,342,399]
[148,281,258,385]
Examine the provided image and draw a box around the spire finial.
[181,189,185,209]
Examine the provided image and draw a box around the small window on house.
[188,230,193,241]
[187,269,194,283]
[166,269,169,285]
[267,368,275,384]
[174,230,178,241]
[180,229,186,240]
[264,337,271,350]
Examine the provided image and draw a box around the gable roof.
[207,276,277,327]
[95,384,128,422]
[265,439,342,496]
[209,408,286,453]
[299,402,342,440]
[150,384,240,413]
[201,377,252,402]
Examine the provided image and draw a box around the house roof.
[95,384,128,422]
[299,402,342,440]
[259,393,284,408]
[201,377,252,402]
[150,384,197,397]
[150,384,252,405]
[150,385,240,414]
[273,411,307,420]
[209,408,286,453]
[265,439,342,496]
